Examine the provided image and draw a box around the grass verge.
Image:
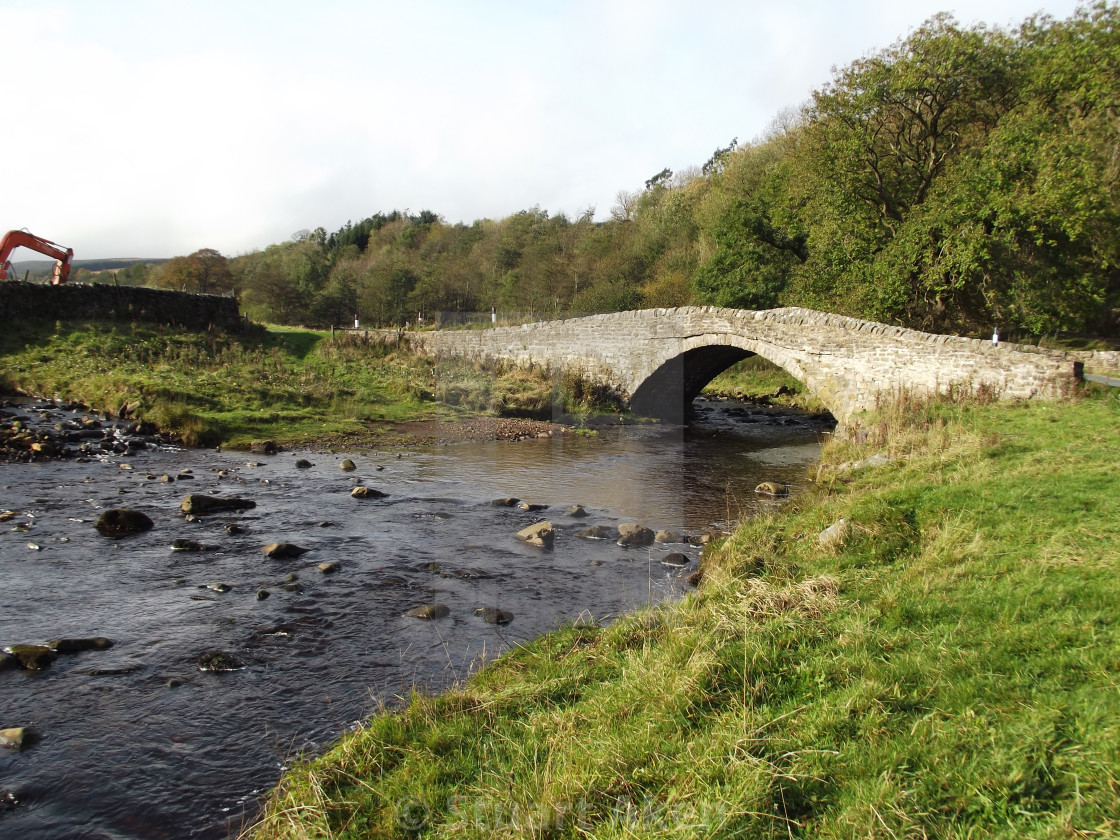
[246,387,1120,839]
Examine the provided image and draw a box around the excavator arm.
[0,230,75,284]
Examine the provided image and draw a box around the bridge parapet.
[393,307,1082,423]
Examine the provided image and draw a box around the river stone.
[94,508,154,538]
[226,523,245,535]
[6,644,57,671]
[515,521,554,549]
[318,562,340,574]
[754,481,788,497]
[0,728,28,750]
[339,459,357,472]
[654,529,682,543]
[685,569,703,588]
[197,650,244,671]
[517,502,547,512]
[819,518,851,547]
[251,440,278,455]
[576,524,615,540]
[262,542,309,559]
[255,589,270,600]
[474,606,514,625]
[350,486,388,499]
[48,637,113,654]
[660,552,690,567]
[490,497,520,507]
[179,494,257,515]
[617,523,654,547]
[171,539,205,552]
[407,604,450,620]
[566,505,588,517]
[294,459,313,469]
[0,651,16,671]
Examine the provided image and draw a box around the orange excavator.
[0,229,74,284]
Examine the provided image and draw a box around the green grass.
[702,356,823,410]
[246,387,1120,839]
[0,321,574,447]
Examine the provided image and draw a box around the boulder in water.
[94,509,153,538]
[515,521,554,549]
[617,523,654,547]
[407,604,450,620]
[474,606,514,625]
[179,495,256,515]
[47,637,113,654]
[350,486,388,500]
[5,644,57,671]
[577,524,615,540]
[262,543,309,559]
[659,552,690,567]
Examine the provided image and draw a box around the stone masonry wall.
[0,281,245,331]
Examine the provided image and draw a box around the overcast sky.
[4,0,1086,259]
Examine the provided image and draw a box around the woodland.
[97,5,1118,341]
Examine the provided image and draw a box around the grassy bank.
[247,388,1119,839]
[0,321,601,448]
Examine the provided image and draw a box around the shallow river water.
[0,399,832,839]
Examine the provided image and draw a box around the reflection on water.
[0,399,831,839]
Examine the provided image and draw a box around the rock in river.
[407,604,450,620]
[197,650,244,672]
[94,509,153,538]
[474,606,514,625]
[262,542,309,559]
[515,521,554,549]
[5,644,57,671]
[617,523,654,547]
[654,529,682,544]
[754,481,789,497]
[339,459,357,472]
[47,637,113,654]
[659,552,690,567]
[350,486,388,500]
[577,524,615,540]
[0,728,29,751]
[180,494,257,515]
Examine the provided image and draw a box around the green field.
[247,388,1120,839]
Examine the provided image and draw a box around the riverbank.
[247,387,1120,839]
[0,321,623,450]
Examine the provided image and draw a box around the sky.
[3,0,1089,259]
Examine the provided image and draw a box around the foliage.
[246,389,1120,839]
[154,248,235,296]
[132,6,1117,341]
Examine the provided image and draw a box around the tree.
[156,248,235,296]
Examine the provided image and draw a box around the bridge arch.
[629,341,814,422]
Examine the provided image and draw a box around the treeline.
[139,5,1117,338]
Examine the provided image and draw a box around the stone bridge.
[392,306,1084,423]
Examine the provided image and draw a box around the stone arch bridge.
[390,306,1083,424]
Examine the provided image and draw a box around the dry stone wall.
[0,281,245,332]
[385,306,1083,422]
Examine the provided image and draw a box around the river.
[0,398,832,839]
